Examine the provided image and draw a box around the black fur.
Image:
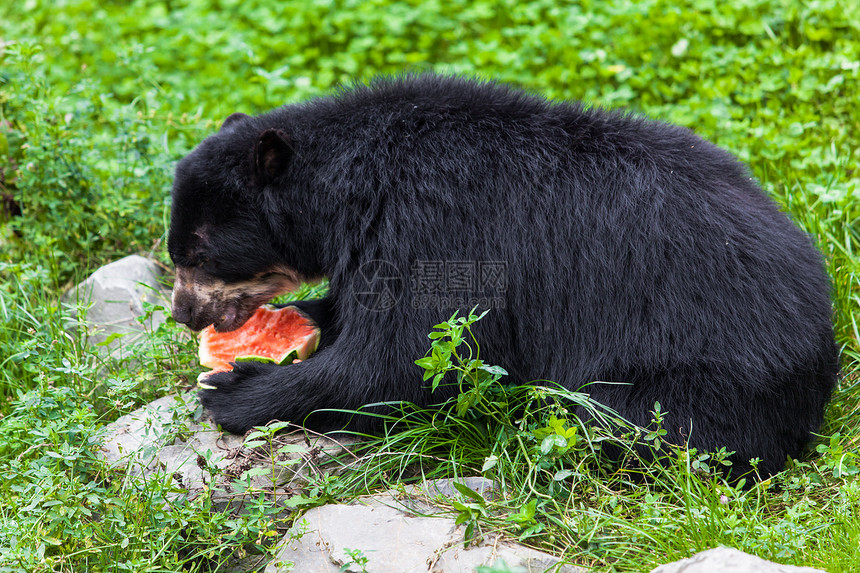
[168,74,838,478]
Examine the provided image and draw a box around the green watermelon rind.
[233,348,300,366]
[196,306,320,389]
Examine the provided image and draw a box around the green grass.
[1,0,859,571]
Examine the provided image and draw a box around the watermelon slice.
[197,305,319,385]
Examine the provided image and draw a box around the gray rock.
[100,394,251,495]
[415,476,497,501]
[99,394,193,469]
[63,254,171,355]
[369,477,498,516]
[267,497,582,573]
[99,394,358,510]
[650,547,825,573]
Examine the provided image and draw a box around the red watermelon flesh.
[198,305,319,381]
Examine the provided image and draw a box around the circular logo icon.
[352,259,404,312]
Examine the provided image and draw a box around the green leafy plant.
[340,547,371,572]
[476,559,528,573]
[243,421,304,491]
[415,308,511,418]
[450,480,490,545]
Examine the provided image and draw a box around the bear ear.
[221,112,250,131]
[255,129,292,182]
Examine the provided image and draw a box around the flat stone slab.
[650,547,825,573]
[267,496,583,573]
[99,394,201,469]
[99,394,359,509]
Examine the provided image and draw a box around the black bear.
[168,74,838,478]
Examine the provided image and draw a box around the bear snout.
[171,287,208,331]
[171,276,259,332]
[171,298,193,326]
[170,264,301,332]
[171,292,237,332]
[171,266,219,330]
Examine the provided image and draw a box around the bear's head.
[167,113,322,332]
